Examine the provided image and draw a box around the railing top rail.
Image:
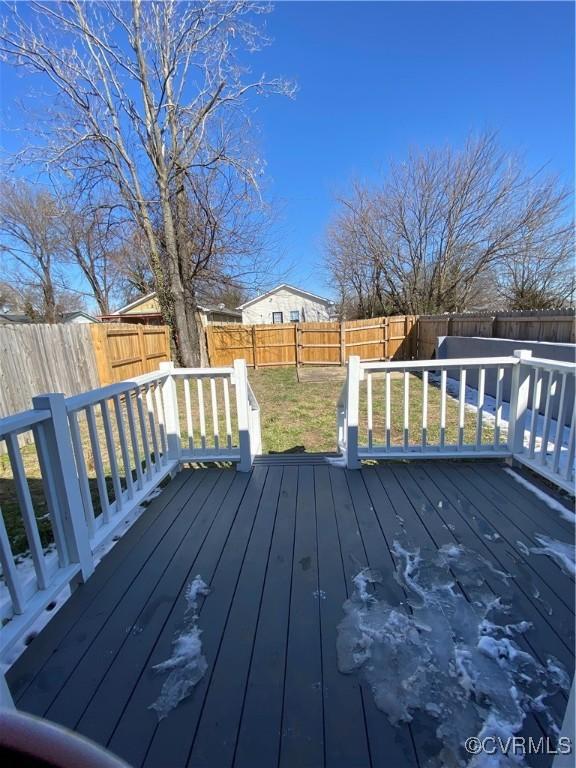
[524,356,576,373]
[360,356,518,372]
[65,370,169,413]
[0,408,51,439]
[171,366,234,378]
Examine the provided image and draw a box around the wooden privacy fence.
[207,309,574,368]
[0,322,171,423]
[417,309,575,359]
[89,323,171,385]
[206,316,417,367]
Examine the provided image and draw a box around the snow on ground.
[336,542,570,767]
[502,468,575,525]
[149,575,210,720]
[431,373,573,476]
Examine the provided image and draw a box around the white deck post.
[234,359,252,472]
[346,356,361,469]
[508,350,533,456]
[159,362,181,461]
[32,394,94,582]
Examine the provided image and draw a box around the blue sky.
[253,0,575,295]
[1,1,574,304]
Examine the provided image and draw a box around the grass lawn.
[249,368,343,453]
[250,367,495,454]
[1,366,495,557]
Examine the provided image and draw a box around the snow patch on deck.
[149,575,210,720]
[336,542,569,766]
[528,535,576,578]
[502,468,575,525]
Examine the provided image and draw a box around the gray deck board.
[7,460,574,768]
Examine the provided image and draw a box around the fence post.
[340,322,346,366]
[508,350,533,456]
[346,356,361,469]
[137,325,146,374]
[32,393,94,582]
[234,358,252,472]
[251,326,258,369]
[159,362,181,461]
[296,324,301,368]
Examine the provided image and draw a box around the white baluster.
[197,378,207,451]
[475,368,485,449]
[440,369,447,449]
[421,370,428,449]
[367,372,373,451]
[403,371,410,450]
[458,368,466,449]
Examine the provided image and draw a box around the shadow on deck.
[7,460,575,768]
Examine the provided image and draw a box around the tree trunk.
[43,277,57,323]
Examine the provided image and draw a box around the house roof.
[236,284,334,310]
[62,311,100,323]
[113,292,241,318]
[112,292,157,314]
[198,304,242,317]
[0,313,31,324]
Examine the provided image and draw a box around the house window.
[290,310,300,322]
[272,311,284,324]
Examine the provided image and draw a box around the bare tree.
[58,197,125,315]
[495,220,575,310]
[0,1,293,363]
[325,134,573,317]
[0,180,63,322]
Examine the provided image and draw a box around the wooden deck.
[7,460,575,768]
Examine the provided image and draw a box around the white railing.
[510,354,575,494]
[0,359,260,669]
[338,351,575,495]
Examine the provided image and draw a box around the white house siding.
[241,287,331,325]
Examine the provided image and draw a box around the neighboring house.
[238,284,336,325]
[0,313,31,324]
[102,291,242,326]
[62,311,100,324]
